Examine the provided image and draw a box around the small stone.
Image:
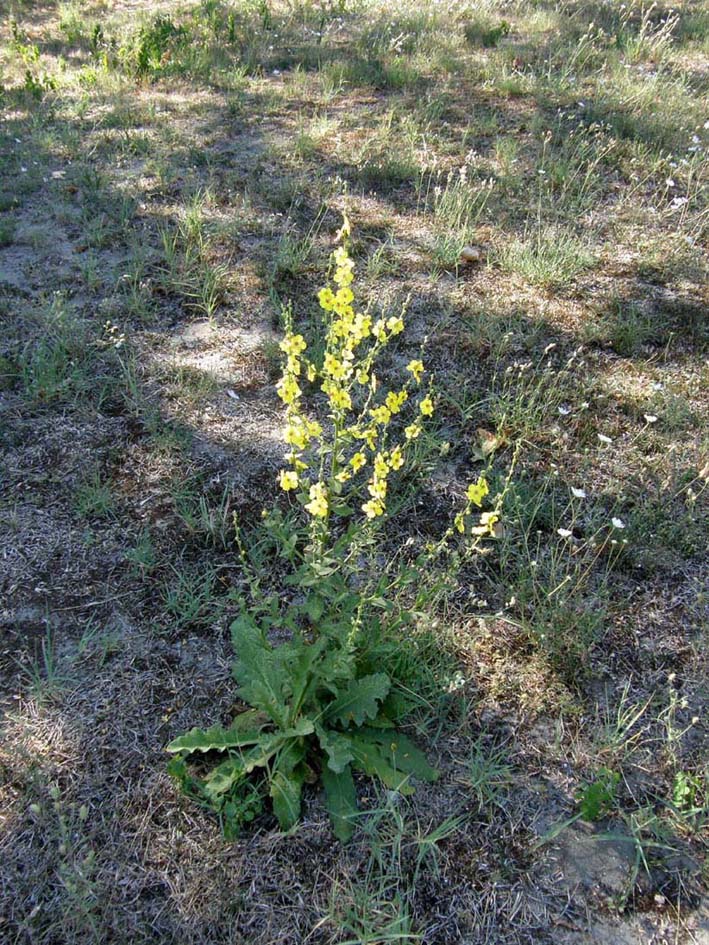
[459,245,483,266]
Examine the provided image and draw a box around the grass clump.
[498,226,595,288]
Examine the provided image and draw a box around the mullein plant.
[167,216,505,841]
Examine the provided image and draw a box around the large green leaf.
[349,728,438,795]
[166,710,267,754]
[349,737,415,795]
[356,728,438,783]
[281,638,325,724]
[322,764,358,842]
[316,725,354,773]
[202,734,285,800]
[325,673,391,728]
[270,742,307,830]
[202,756,248,800]
[231,614,290,727]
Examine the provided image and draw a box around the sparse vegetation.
[0,1,706,943]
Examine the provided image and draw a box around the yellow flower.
[370,405,391,425]
[406,359,424,383]
[385,390,407,414]
[284,421,307,449]
[335,286,354,307]
[389,445,404,470]
[368,477,387,500]
[334,246,350,266]
[352,314,372,341]
[419,396,434,417]
[326,385,352,411]
[305,482,328,518]
[466,476,489,507]
[318,288,335,311]
[362,497,385,519]
[324,353,347,380]
[374,453,389,478]
[280,333,307,356]
[372,319,387,340]
[278,469,299,491]
[363,426,378,450]
[350,452,366,472]
[356,369,369,385]
[306,362,317,382]
[454,511,466,533]
[277,374,301,405]
[405,422,421,440]
[471,511,499,536]
[386,315,404,335]
[336,469,352,483]
[286,452,307,471]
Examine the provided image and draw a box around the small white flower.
[665,178,675,187]
[557,528,573,538]
[598,433,612,444]
[611,517,625,529]
[571,487,587,499]
[644,414,658,424]
[558,405,571,416]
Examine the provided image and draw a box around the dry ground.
[0,1,707,943]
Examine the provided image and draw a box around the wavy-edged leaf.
[349,729,438,794]
[349,737,415,795]
[231,614,290,726]
[166,709,268,754]
[356,728,438,783]
[270,742,307,830]
[202,734,285,800]
[325,673,390,728]
[316,725,354,774]
[322,763,358,842]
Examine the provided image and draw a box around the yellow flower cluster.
[361,446,404,519]
[274,217,436,524]
[305,481,328,518]
[454,476,497,535]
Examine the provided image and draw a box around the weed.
[30,784,100,940]
[577,768,620,822]
[125,528,157,574]
[19,296,96,403]
[75,471,116,519]
[163,565,222,631]
[168,220,510,839]
[22,627,68,704]
[464,17,511,49]
[459,740,513,810]
[583,301,657,356]
[499,227,594,288]
[0,216,16,247]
